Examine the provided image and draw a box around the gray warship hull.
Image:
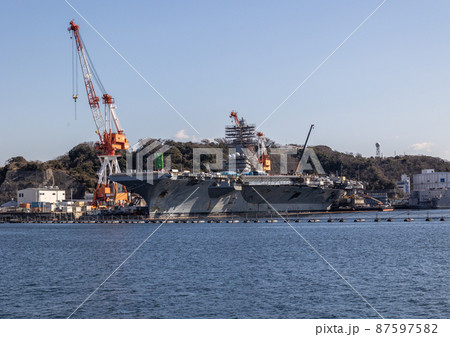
[110,173,345,216]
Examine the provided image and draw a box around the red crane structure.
[68,20,129,206]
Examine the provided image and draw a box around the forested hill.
[1,140,449,204]
[313,145,450,190]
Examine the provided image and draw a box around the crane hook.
[72,94,78,102]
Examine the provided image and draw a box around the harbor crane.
[68,20,129,206]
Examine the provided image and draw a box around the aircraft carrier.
[111,172,345,217]
[110,113,346,217]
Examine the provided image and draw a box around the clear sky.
[2,0,450,165]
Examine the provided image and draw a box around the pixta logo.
[126,139,172,184]
[128,140,325,180]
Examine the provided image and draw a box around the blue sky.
[2,0,450,165]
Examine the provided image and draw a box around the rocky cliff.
[0,168,85,205]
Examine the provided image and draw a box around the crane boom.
[68,21,105,142]
[362,193,383,206]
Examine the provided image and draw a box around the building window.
[441,178,445,183]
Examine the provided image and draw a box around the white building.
[17,187,65,204]
[397,174,411,194]
[412,169,450,191]
[409,169,450,207]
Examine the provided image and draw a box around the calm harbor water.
[0,210,448,319]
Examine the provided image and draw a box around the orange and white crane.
[68,20,129,206]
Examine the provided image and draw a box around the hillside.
[313,145,450,190]
[1,141,449,204]
[0,143,102,205]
